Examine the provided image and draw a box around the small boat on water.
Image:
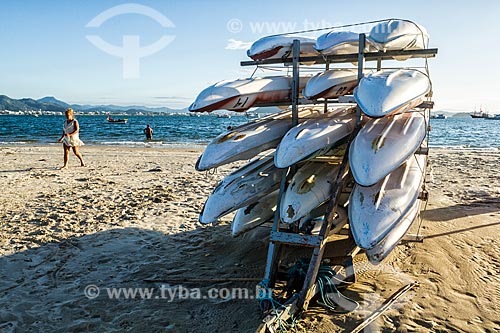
[471,108,493,118]
[484,114,500,120]
[107,116,128,124]
[430,113,447,119]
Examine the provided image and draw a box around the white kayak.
[354,69,431,117]
[299,205,348,235]
[349,111,427,186]
[247,35,318,61]
[303,69,359,100]
[196,106,330,171]
[199,154,284,224]
[280,161,343,224]
[189,76,309,113]
[231,190,279,237]
[368,19,429,52]
[314,31,373,55]
[366,199,421,264]
[348,153,427,249]
[275,105,356,168]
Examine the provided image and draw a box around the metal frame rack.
[240,34,438,333]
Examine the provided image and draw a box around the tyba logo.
[85,3,175,79]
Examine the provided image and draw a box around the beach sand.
[0,146,499,332]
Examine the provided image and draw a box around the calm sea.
[0,114,498,149]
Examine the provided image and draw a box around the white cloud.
[225,39,252,50]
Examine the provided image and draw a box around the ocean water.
[428,117,500,149]
[0,114,499,149]
[0,115,249,148]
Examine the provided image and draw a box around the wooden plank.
[351,282,419,333]
[270,231,321,247]
[416,101,434,109]
[298,128,361,310]
[309,156,344,163]
[241,48,438,66]
[415,147,429,155]
[402,233,424,242]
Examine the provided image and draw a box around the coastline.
[0,145,499,332]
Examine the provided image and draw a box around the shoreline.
[0,145,499,332]
[1,142,499,151]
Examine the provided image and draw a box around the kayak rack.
[240,34,437,333]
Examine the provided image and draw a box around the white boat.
[280,161,343,224]
[314,31,373,55]
[189,76,309,113]
[354,69,431,117]
[274,106,357,168]
[349,111,426,186]
[302,69,359,100]
[247,35,318,61]
[299,205,348,235]
[231,190,279,237]
[368,20,429,53]
[366,199,421,264]
[196,106,331,171]
[199,154,283,224]
[348,154,427,249]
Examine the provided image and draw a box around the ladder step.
[415,147,429,155]
[270,231,322,247]
[417,101,434,109]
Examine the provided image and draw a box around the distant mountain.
[37,96,70,107]
[0,94,188,113]
[431,111,471,118]
[0,95,30,111]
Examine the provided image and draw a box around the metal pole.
[292,39,300,127]
[324,62,330,113]
[356,34,366,126]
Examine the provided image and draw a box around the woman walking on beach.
[58,108,85,169]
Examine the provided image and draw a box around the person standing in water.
[58,108,85,169]
[144,124,153,140]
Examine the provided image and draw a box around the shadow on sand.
[0,224,273,333]
[422,198,500,222]
[0,224,422,333]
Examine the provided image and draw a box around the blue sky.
[0,0,499,112]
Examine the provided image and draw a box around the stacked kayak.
[192,18,432,265]
[368,20,429,52]
[315,30,379,55]
[197,104,358,229]
[189,76,310,113]
[348,63,430,264]
[247,35,318,61]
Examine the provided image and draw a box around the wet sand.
[0,146,499,332]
